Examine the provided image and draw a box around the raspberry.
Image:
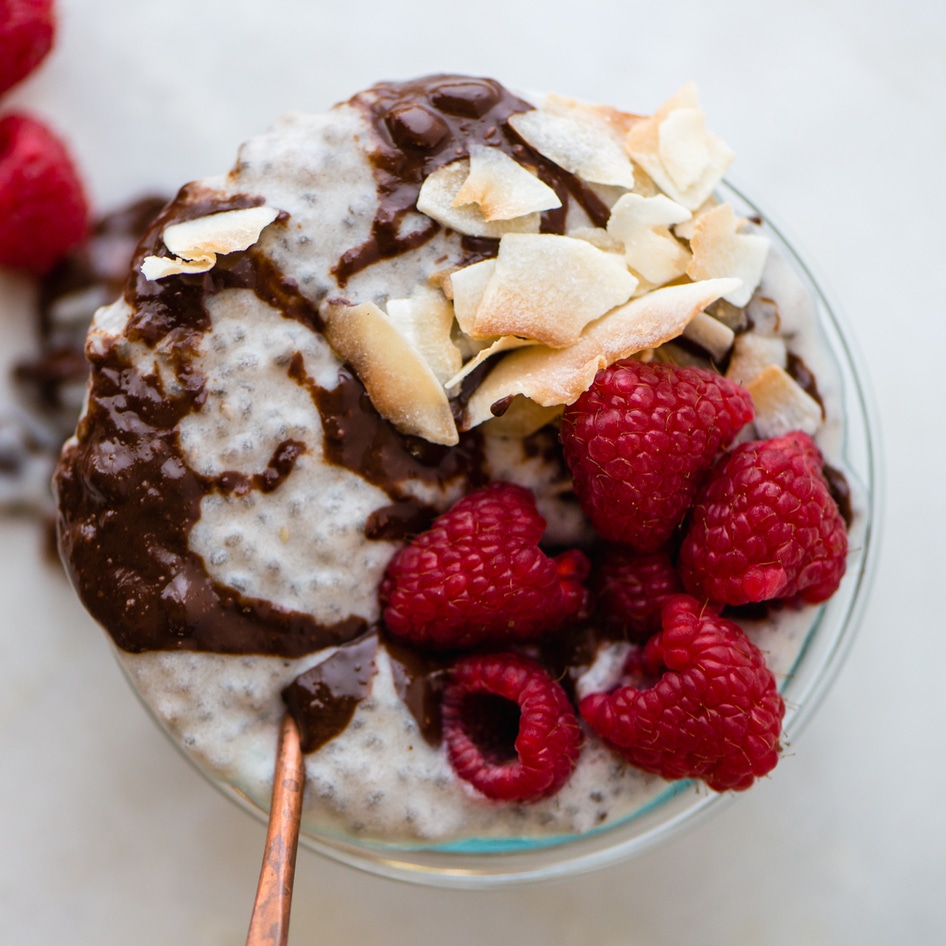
[560,359,754,552]
[580,595,784,791]
[380,481,590,650]
[593,546,683,643]
[679,431,848,606]
[0,0,55,95]
[0,112,89,274]
[441,652,582,801]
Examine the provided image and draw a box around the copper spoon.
[245,713,305,946]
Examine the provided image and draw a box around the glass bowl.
[122,181,880,889]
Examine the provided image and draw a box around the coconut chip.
[725,332,787,386]
[625,84,734,211]
[450,258,496,336]
[606,193,692,286]
[480,396,563,438]
[567,226,625,254]
[541,92,642,139]
[140,255,217,280]
[745,364,823,438]
[508,108,636,189]
[461,277,740,428]
[686,202,770,308]
[445,335,538,390]
[322,300,458,446]
[681,311,735,363]
[416,160,541,238]
[464,233,638,347]
[452,145,561,221]
[385,288,463,384]
[140,205,281,280]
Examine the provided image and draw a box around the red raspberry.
[679,431,848,606]
[593,546,683,643]
[560,359,754,552]
[0,112,89,274]
[580,595,784,791]
[442,652,582,801]
[381,481,590,650]
[0,0,55,95]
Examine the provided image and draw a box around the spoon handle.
[245,713,305,946]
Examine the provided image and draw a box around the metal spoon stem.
[245,713,305,946]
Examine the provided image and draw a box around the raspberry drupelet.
[580,595,785,792]
[560,359,754,552]
[380,481,589,650]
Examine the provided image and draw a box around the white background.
[1,1,942,943]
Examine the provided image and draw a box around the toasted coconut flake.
[481,396,563,438]
[508,109,636,189]
[445,335,538,390]
[141,205,281,281]
[140,253,216,280]
[452,145,561,221]
[461,277,739,428]
[416,160,540,237]
[163,206,281,259]
[672,195,719,240]
[385,288,463,384]
[428,266,459,299]
[541,92,643,138]
[625,84,734,210]
[658,108,712,192]
[322,300,458,446]
[468,233,638,347]
[725,332,787,386]
[606,193,692,286]
[682,311,735,363]
[745,363,823,438]
[746,295,781,334]
[450,258,496,335]
[567,226,625,254]
[651,340,713,371]
[687,203,770,307]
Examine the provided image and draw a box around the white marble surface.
[1,0,942,942]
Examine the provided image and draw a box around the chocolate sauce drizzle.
[55,185,372,657]
[282,633,380,752]
[334,75,609,285]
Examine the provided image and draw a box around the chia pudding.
[54,76,856,845]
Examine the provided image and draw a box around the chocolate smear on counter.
[3,196,171,564]
[282,633,379,753]
[335,74,609,285]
